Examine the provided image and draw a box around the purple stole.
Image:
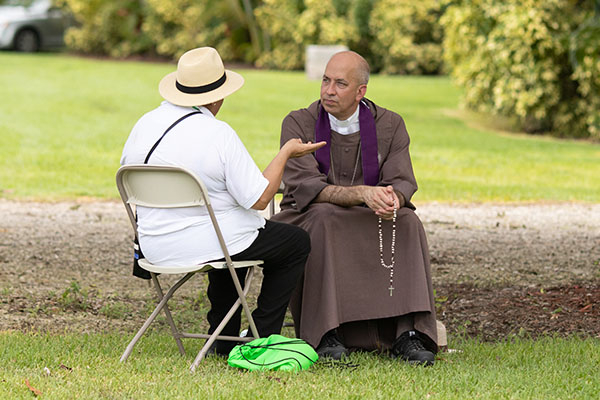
[315,101,379,186]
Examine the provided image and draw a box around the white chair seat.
[138,258,264,274]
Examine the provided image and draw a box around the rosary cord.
[378,201,397,296]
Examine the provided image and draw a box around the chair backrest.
[116,164,209,209]
[115,164,233,264]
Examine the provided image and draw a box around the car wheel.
[14,29,40,52]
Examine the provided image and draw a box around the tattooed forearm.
[315,185,365,207]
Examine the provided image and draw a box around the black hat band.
[176,72,227,94]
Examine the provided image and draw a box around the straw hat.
[159,47,244,107]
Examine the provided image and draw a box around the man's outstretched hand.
[283,138,326,158]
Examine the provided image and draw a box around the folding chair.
[116,164,262,372]
[267,181,285,218]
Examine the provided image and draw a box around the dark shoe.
[205,340,235,358]
[392,330,435,366]
[316,329,349,360]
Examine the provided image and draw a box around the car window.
[0,0,47,7]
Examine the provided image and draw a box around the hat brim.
[158,69,244,107]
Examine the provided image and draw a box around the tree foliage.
[58,0,152,58]
[255,0,357,69]
[370,0,445,75]
[254,0,444,73]
[569,1,600,139]
[58,0,260,61]
[442,0,599,139]
[142,0,232,60]
[56,0,599,139]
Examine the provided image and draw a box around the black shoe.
[206,340,236,358]
[392,330,435,366]
[316,329,349,360]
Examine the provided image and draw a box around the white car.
[0,0,69,52]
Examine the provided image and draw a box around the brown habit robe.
[271,99,438,353]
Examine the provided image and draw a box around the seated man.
[121,47,324,355]
[271,51,438,365]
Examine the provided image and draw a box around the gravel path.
[417,202,600,287]
[1,200,598,338]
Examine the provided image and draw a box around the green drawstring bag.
[228,334,318,371]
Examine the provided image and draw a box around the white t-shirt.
[121,101,268,266]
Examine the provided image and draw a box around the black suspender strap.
[144,110,203,164]
[132,109,202,280]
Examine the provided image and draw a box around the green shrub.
[255,0,358,70]
[59,0,153,58]
[143,0,264,62]
[253,0,304,69]
[442,0,599,139]
[59,0,260,62]
[142,0,246,61]
[256,0,446,73]
[370,0,445,75]
[58,0,450,76]
[347,0,380,70]
[568,7,600,139]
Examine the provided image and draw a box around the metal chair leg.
[189,295,244,371]
[189,266,258,372]
[239,266,259,339]
[151,273,186,355]
[227,263,260,340]
[120,272,194,363]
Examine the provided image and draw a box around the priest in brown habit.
[270,51,438,365]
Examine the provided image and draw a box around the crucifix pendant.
[389,285,394,296]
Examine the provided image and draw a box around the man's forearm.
[314,185,406,209]
[314,185,365,207]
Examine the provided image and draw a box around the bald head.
[320,51,370,120]
[328,51,370,85]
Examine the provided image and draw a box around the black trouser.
[207,220,310,353]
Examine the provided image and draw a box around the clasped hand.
[363,185,398,220]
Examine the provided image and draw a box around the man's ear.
[356,84,367,101]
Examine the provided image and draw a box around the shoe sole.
[406,358,434,366]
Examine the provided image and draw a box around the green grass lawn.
[1,332,598,399]
[1,53,599,398]
[1,52,599,202]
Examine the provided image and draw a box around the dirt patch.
[436,283,600,341]
[1,200,599,341]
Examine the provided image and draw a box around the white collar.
[194,105,214,117]
[328,105,360,135]
[162,101,214,118]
